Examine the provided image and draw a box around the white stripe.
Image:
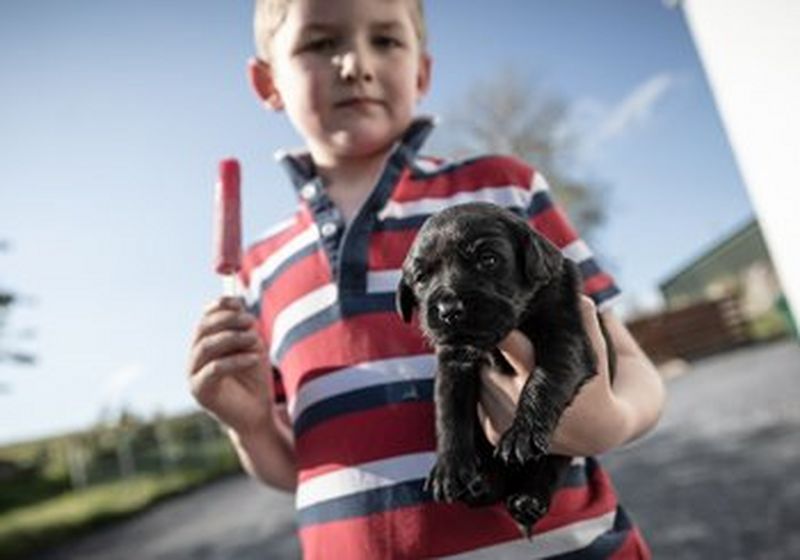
[246,225,320,305]
[377,185,532,220]
[597,292,622,312]
[270,283,338,361]
[296,452,436,509]
[438,510,617,559]
[288,354,436,419]
[562,239,593,264]
[531,171,551,194]
[366,269,403,293]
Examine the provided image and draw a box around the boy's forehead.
[288,0,417,27]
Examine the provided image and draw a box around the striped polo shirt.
[241,117,650,559]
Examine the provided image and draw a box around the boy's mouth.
[334,97,383,109]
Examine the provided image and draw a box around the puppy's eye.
[413,270,428,285]
[476,252,499,272]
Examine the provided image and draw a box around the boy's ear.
[416,53,432,100]
[248,57,284,111]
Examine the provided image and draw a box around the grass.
[0,466,234,559]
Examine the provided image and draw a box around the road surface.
[35,340,800,559]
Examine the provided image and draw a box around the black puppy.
[396,202,608,532]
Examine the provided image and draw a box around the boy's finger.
[578,295,609,377]
[190,352,262,394]
[496,330,536,375]
[193,308,255,344]
[202,296,246,315]
[190,329,261,374]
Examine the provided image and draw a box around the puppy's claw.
[425,457,487,503]
[507,493,548,533]
[496,422,551,465]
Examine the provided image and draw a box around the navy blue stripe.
[560,459,593,489]
[590,284,622,308]
[274,305,342,364]
[297,478,428,528]
[296,462,596,529]
[278,152,317,189]
[549,506,632,560]
[274,294,399,364]
[527,189,555,217]
[341,291,397,316]
[374,214,430,232]
[294,379,434,437]
[577,257,602,280]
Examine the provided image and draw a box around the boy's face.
[252,0,431,164]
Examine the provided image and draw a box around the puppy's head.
[396,202,563,347]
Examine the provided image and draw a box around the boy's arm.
[188,297,298,492]
[479,296,666,457]
[226,404,297,492]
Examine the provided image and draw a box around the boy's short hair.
[253,0,427,61]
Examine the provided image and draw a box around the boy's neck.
[311,146,395,224]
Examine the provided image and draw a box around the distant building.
[659,218,794,339]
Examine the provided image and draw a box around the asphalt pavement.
[33,339,800,559]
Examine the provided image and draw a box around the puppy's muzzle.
[435,296,465,326]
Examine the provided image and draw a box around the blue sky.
[0,0,753,444]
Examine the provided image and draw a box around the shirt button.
[320,222,338,238]
[300,183,317,201]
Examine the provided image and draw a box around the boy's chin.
[326,124,406,159]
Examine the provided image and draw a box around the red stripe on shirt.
[529,206,579,250]
[298,501,521,560]
[296,401,435,482]
[583,271,616,297]
[392,155,534,202]
[279,314,430,397]
[368,229,419,270]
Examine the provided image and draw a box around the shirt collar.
[274,115,438,192]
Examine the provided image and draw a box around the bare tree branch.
[440,69,608,242]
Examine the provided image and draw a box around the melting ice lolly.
[214,158,242,296]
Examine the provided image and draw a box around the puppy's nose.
[437,299,465,325]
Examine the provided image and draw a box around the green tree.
[0,241,36,393]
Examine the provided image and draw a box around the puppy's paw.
[496,421,550,465]
[424,456,488,503]
[507,493,548,537]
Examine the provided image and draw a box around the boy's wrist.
[225,408,279,442]
[550,392,632,456]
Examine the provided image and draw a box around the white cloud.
[575,72,679,161]
[597,73,676,141]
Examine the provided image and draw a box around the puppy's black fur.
[396,202,612,533]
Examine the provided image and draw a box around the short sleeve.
[526,169,622,311]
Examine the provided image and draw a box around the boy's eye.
[304,37,338,52]
[373,35,403,49]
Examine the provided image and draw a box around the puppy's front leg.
[497,332,594,465]
[426,345,492,503]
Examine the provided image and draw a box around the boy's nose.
[336,50,373,83]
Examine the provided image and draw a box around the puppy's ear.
[520,225,563,289]
[395,278,418,323]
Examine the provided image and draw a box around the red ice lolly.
[214,158,242,295]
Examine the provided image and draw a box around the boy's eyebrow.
[299,20,406,35]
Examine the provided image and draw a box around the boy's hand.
[478,295,624,456]
[188,297,274,435]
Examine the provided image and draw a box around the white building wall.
[678,0,800,324]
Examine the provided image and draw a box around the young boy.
[187,0,665,557]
